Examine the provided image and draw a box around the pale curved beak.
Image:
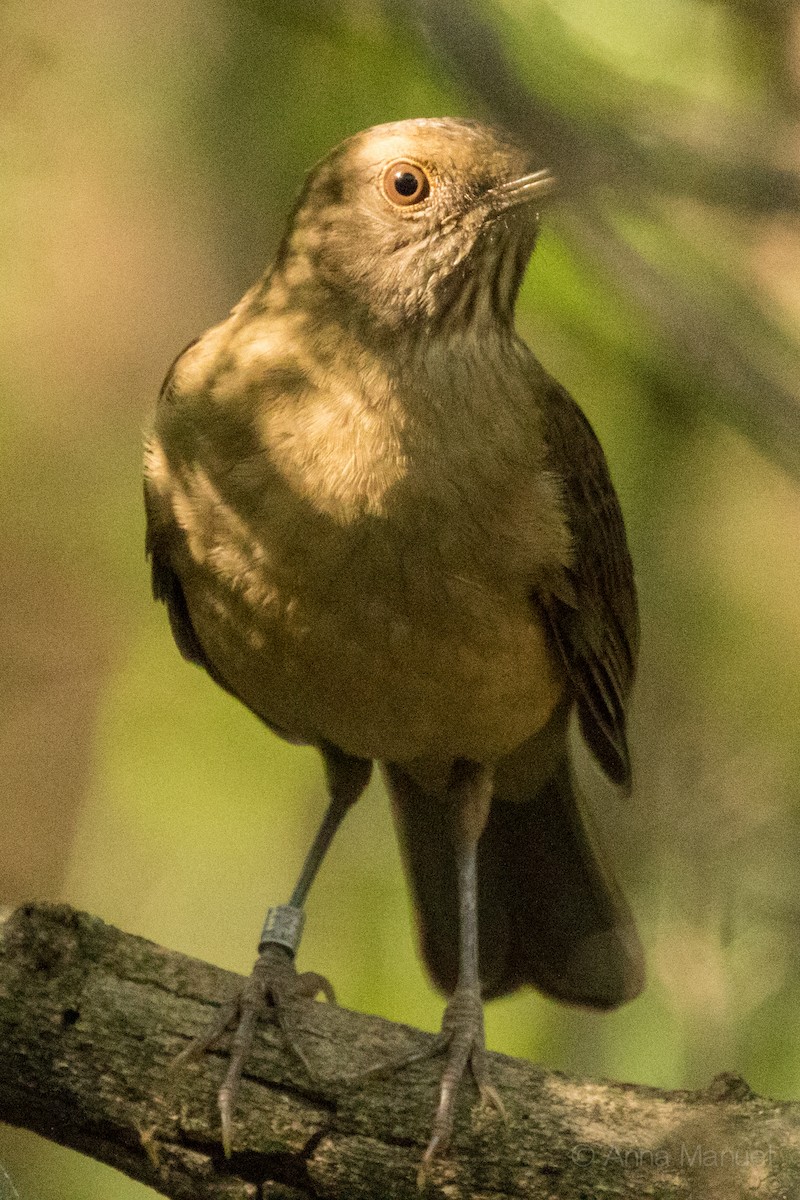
[484,168,557,215]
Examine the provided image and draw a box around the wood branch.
[2,904,799,1199]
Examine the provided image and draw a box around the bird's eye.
[382,161,431,207]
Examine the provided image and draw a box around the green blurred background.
[2,0,800,1195]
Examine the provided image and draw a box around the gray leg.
[173,746,372,1155]
[419,760,505,1183]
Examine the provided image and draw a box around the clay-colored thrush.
[144,117,644,1174]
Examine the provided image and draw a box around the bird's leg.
[173,746,372,1155]
[419,760,505,1184]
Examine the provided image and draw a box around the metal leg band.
[259,904,305,955]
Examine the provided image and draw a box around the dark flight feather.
[538,378,639,790]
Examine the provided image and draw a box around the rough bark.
[1,903,798,1199]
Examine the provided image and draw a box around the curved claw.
[170,999,240,1067]
[344,1031,450,1084]
[296,970,336,1004]
[170,944,336,1155]
[417,1129,447,1190]
[477,1079,507,1121]
[218,999,261,1156]
[416,987,504,1186]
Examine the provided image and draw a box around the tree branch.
[1,903,799,1199]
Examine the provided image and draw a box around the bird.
[143,116,644,1178]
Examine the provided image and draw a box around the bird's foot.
[344,985,505,1184]
[172,942,334,1155]
[417,987,506,1188]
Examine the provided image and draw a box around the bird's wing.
[144,344,309,745]
[144,343,246,702]
[144,479,217,673]
[537,378,639,790]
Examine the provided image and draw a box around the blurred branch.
[390,0,800,477]
[3,905,800,1199]
[563,206,800,473]
[393,0,800,210]
[715,0,800,110]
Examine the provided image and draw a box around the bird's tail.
[383,757,644,1007]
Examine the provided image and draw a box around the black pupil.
[394,171,419,197]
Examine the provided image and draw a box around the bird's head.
[272,118,555,334]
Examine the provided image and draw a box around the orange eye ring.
[382,160,431,207]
